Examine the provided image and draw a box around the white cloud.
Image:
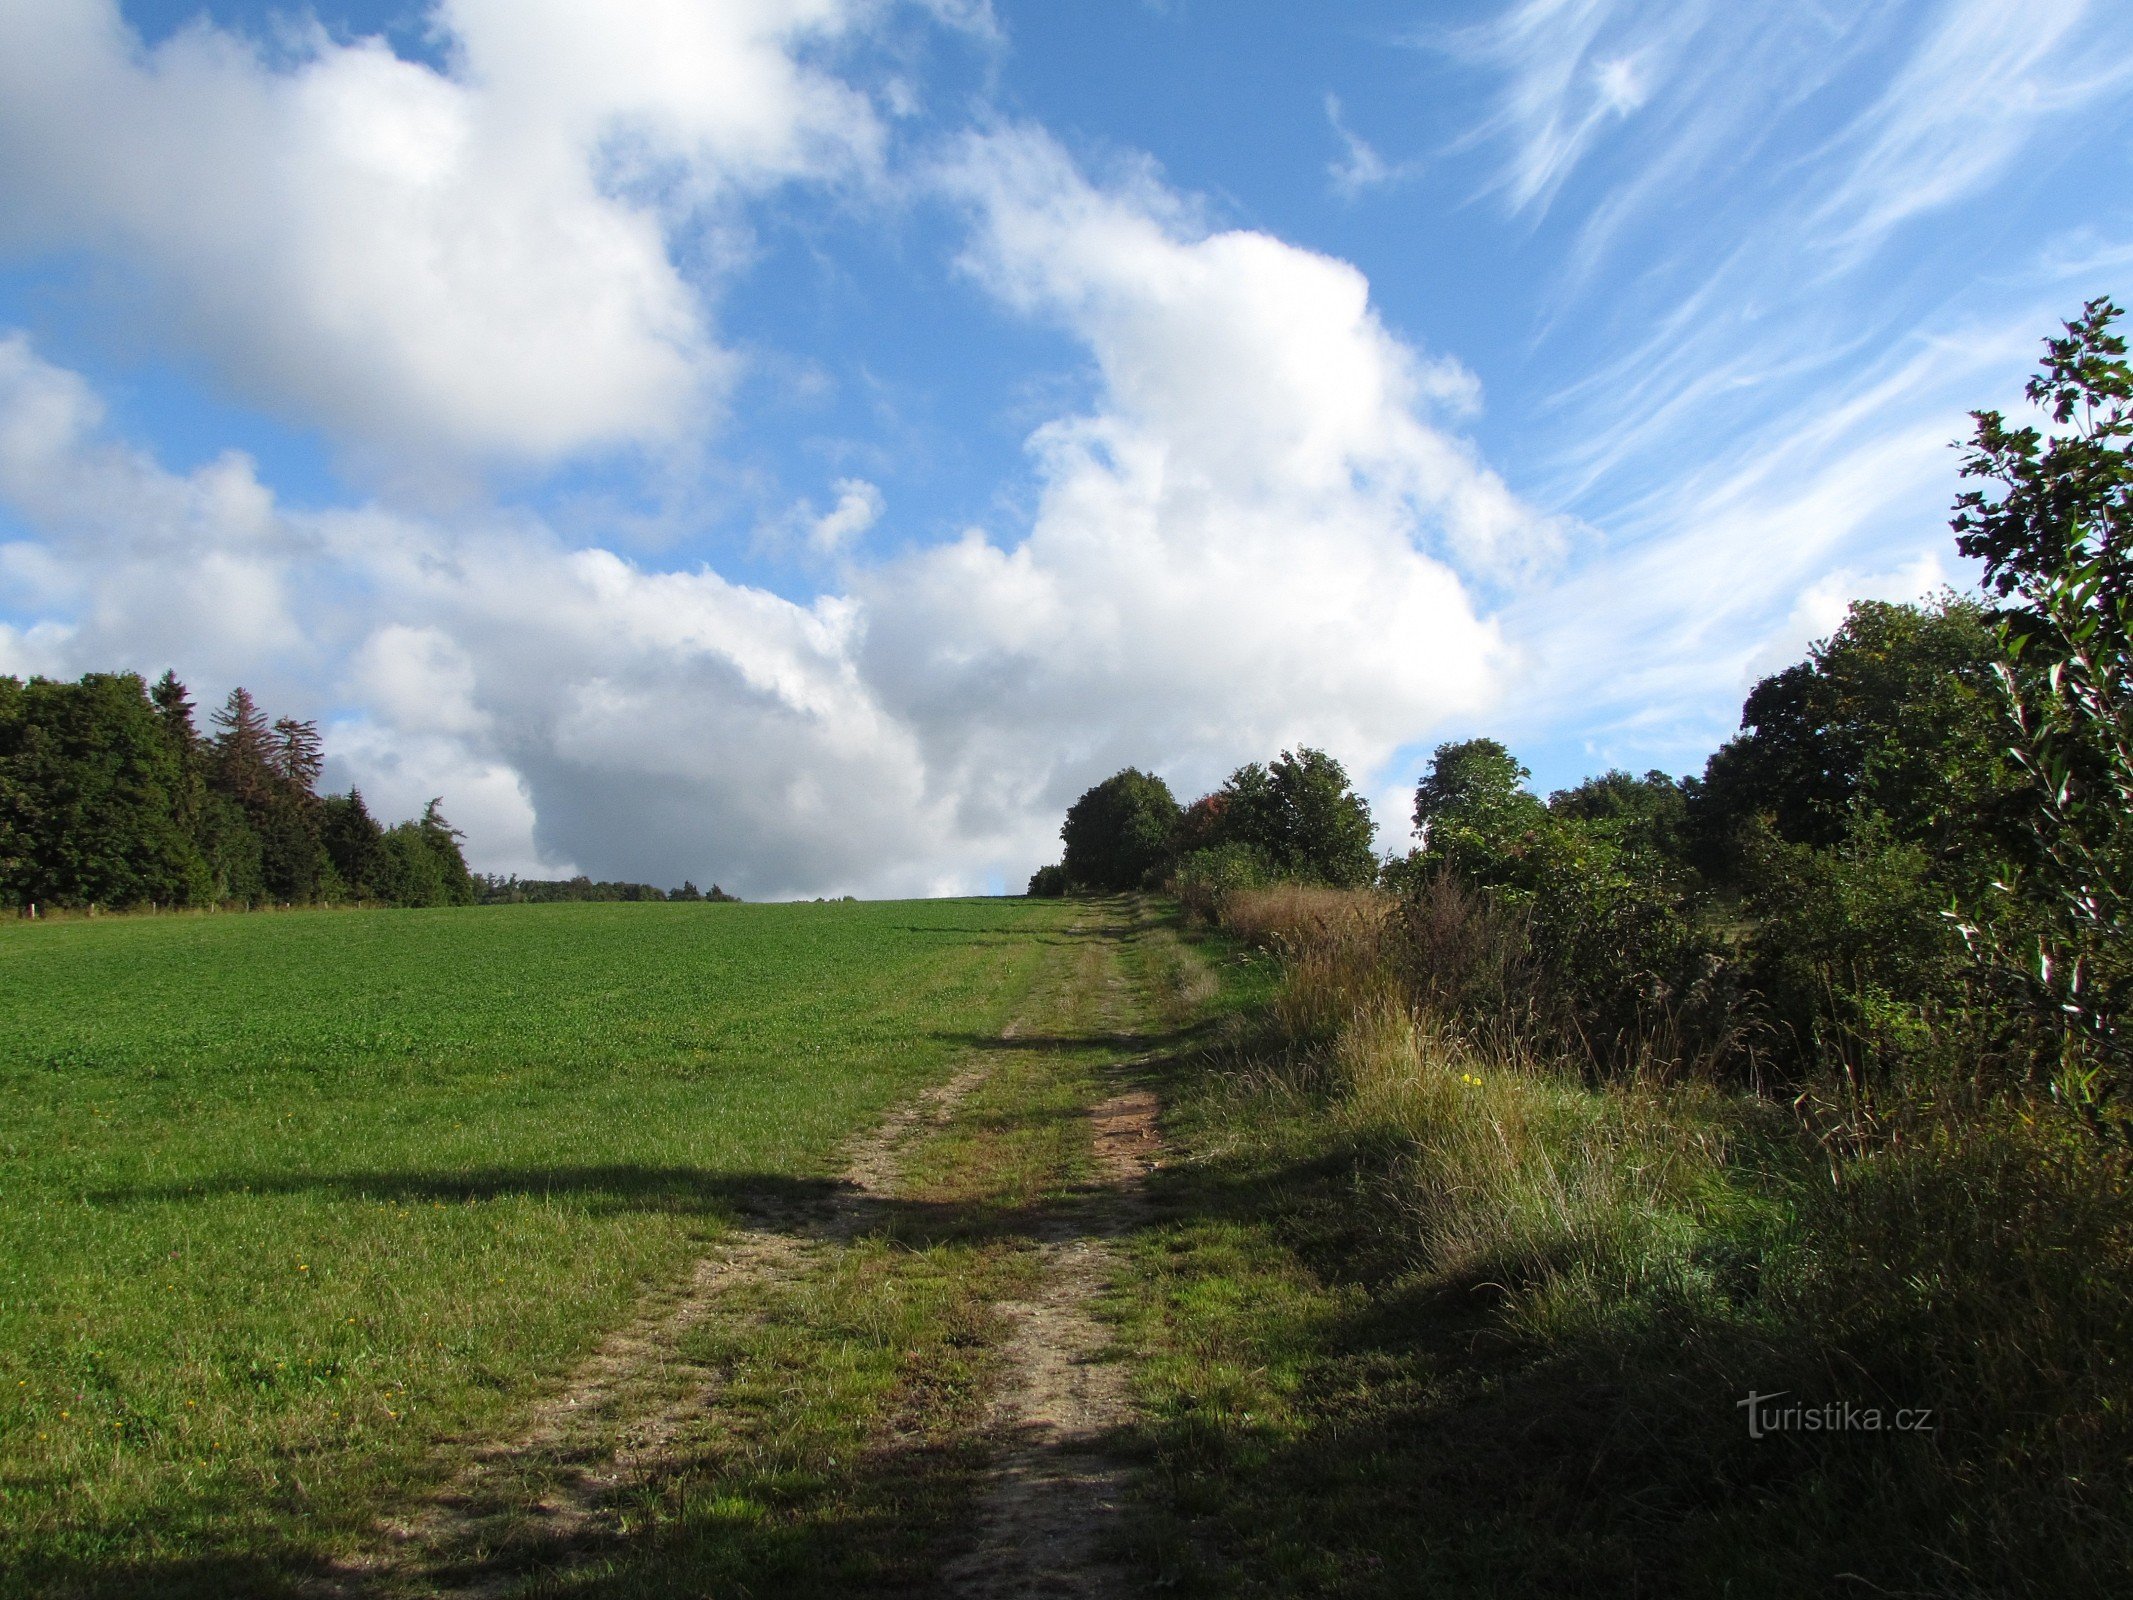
[1502,314,2044,760]
[1446,0,1698,217]
[0,331,965,893]
[1439,0,2133,780]
[0,0,890,476]
[0,122,1555,894]
[0,332,314,679]
[1809,0,2133,257]
[863,125,1551,842]
[1325,94,1420,200]
[808,478,885,552]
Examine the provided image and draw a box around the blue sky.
[1,0,2128,896]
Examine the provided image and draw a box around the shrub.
[1026,863,1071,898]
[1170,841,1269,920]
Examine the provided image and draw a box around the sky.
[0,0,2129,898]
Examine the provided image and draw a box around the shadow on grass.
[3,1551,331,1600]
[930,1019,1217,1054]
[45,1057,1206,1600]
[407,1431,1008,1600]
[89,1164,1148,1258]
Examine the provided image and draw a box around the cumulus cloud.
[0,0,888,475]
[0,125,1549,895]
[0,332,315,679]
[859,126,1551,843]
[0,330,960,894]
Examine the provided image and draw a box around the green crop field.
[0,897,1079,1594]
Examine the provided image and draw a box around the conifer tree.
[210,687,275,809]
[270,717,325,792]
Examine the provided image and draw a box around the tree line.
[0,671,474,912]
[1042,297,2133,1134]
[476,875,739,905]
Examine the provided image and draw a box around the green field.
[0,897,1079,1593]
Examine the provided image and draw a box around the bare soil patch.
[942,1085,1164,1598]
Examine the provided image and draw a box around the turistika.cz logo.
[1737,1391,1936,1439]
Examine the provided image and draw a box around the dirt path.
[940,930,1170,1599]
[332,900,1182,1599]
[942,1084,1161,1599]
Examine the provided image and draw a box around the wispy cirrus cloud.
[1435,0,2133,783]
[1439,0,1700,219]
[1324,94,1421,201]
[1809,0,2133,260]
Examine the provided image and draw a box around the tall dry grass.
[1219,885,1397,1044]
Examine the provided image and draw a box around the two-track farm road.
[328,897,1200,1599]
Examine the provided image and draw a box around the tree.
[1219,747,1377,887]
[1061,768,1181,891]
[1026,863,1070,897]
[1950,297,2133,1133]
[209,687,275,809]
[320,789,390,901]
[0,673,208,909]
[1407,738,1547,890]
[415,798,477,905]
[205,688,327,903]
[1413,738,1540,840]
[270,717,324,791]
[1689,598,2021,897]
[150,672,211,875]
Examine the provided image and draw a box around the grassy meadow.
[0,896,1078,1594]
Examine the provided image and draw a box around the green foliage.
[1213,747,1377,887]
[320,789,391,902]
[0,671,474,915]
[666,879,735,902]
[1170,840,1272,920]
[1413,736,1537,834]
[1405,782,1735,1077]
[1129,906,2133,1598]
[1548,767,1691,861]
[376,801,476,909]
[1060,767,1181,891]
[476,874,725,904]
[1406,738,1550,889]
[1952,297,2133,1135]
[1692,596,2021,897]
[1025,863,1071,898]
[1736,819,1970,1089]
[0,673,209,910]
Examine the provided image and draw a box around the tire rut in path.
[943,939,1166,1600]
[329,1021,1031,1597]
